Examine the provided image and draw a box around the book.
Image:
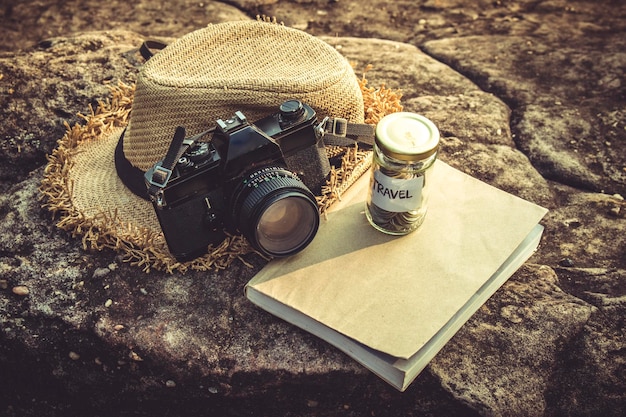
[245,160,548,391]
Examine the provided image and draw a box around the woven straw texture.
[40,22,403,273]
[125,20,365,171]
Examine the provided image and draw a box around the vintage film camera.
[144,100,329,262]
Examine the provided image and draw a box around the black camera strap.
[139,40,168,61]
[320,117,375,147]
[116,118,375,201]
[145,127,216,207]
[115,126,213,203]
[145,126,187,206]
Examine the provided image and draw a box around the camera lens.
[232,167,319,257]
[255,194,317,255]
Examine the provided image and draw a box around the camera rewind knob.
[279,100,305,122]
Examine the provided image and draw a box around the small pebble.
[69,351,80,361]
[559,258,575,267]
[92,267,110,279]
[113,324,125,331]
[208,387,218,394]
[564,219,581,228]
[12,285,29,296]
[0,279,8,290]
[165,380,176,388]
[104,299,113,308]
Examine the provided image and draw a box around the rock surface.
[1,1,625,416]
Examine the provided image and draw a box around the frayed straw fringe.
[316,145,372,218]
[40,71,402,274]
[359,64,403,125]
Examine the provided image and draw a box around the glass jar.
[365,112,440,235]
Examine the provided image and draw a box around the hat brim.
[40,83,379,273]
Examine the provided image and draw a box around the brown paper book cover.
[245,160,548,391]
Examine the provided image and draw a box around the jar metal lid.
[375,112,440,161]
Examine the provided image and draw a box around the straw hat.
[40,20,402,273]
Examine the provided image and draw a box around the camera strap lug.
[315,116,330,138]
[147,164,172,208]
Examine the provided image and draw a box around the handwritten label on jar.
[371,170,424,212]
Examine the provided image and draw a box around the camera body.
[145,100,326,262]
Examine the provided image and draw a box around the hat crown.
[123,21,365,171]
